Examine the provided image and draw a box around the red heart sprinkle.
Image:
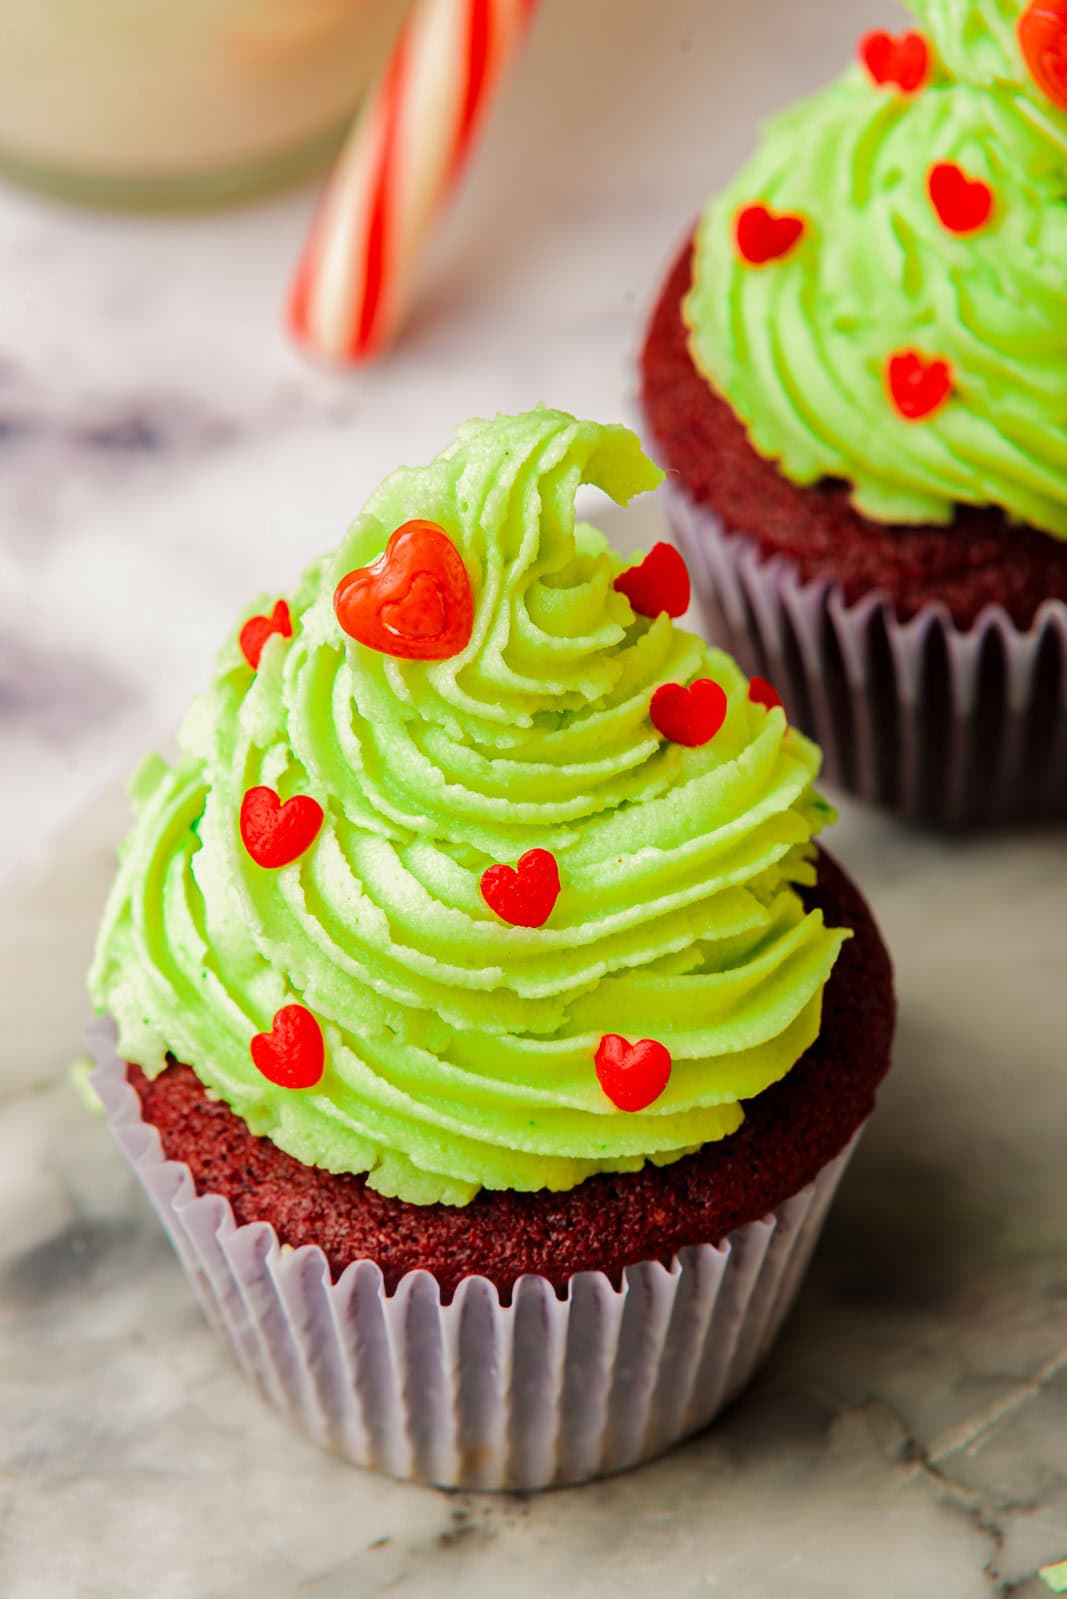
[886,350,953,422]
[735,204,806,266]
[1018,1,1067,109]
[614,543,691,619]
[240,786,324,868]
[749,677,784,712]
[927,162,994,234]
[595,1034,672,1113]
[334,520,473,661]
[481,848,560,928]
[860,29,931,92]
[239,600,292,670]
[251,1004,324,1090]
[650,679,728,748]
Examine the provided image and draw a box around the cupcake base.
[106,853,893,1298]
[668,483,1067,829]
[87,850,893,1489]
[88,1018,858,1491]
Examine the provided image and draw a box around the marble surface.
[2,0,1066,1594]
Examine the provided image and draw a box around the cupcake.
[641,1,1067,828]
[87,409,894,1490]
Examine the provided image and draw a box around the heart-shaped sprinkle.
[735,204,806,266]
[749,677,784,712]
[614,543,691,619]
[239,599,292,670]
[251,1004,324,1090]
[650,679,728,748]
[886,350,953,421]
[240,786,324,869]
[928,162,993,234]
[380,571,446,640]
[334,520,473,661]
[860,29,931,92]
[1018,1,1067,109]
[481,848,560,928]
[595,1034,672,1113]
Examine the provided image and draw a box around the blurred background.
[0,0,909,884]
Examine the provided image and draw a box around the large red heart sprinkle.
[481,848,560,928]
[334,520,473,661]
[595,1035,672,1113]
[239,600,292,670]
[240,786,324,869]
[927,162,994,234]
[1018,1,1067,109]
[886,350,953,422]
[650,679,728,748]
[735,204,806,266]
[749,677,784,712]
[251,1004,324,1090]
[860,29,931,92]
[614,543,691,619]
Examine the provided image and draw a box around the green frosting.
[90,410,846,1206]
[911,0,1067,134]
[685,2,1067,536]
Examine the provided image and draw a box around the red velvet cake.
[642,242,1067,633]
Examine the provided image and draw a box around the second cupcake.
[642,0,1067,827]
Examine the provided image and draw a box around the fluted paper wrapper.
[88,1019,858,1491]
[667,483,1067,829]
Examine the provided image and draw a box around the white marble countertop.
[2,0,1065,1594]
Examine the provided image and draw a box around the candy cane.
[288,0,542,363]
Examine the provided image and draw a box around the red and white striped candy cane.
[288,0,542,364]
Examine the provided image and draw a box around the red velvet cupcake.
[88,412,894,1488]
[641,5,1067,827]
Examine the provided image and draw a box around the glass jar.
[0,0,409,208]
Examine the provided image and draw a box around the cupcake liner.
[87,1017,859,1491]
[667,482,1067,828]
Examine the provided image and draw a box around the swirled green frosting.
[911,0,1067,136]
[685,4,1067,535]
[90,410,845,1206]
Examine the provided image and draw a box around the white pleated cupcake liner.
[667,481,1067,829]
[87,1016,859,1491]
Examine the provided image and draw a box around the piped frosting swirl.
[90,410,845,1205]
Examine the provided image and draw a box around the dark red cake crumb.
[129,853,894,1304]
[640,239,1067,630]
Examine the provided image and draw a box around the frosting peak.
[90,410,845,1206]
